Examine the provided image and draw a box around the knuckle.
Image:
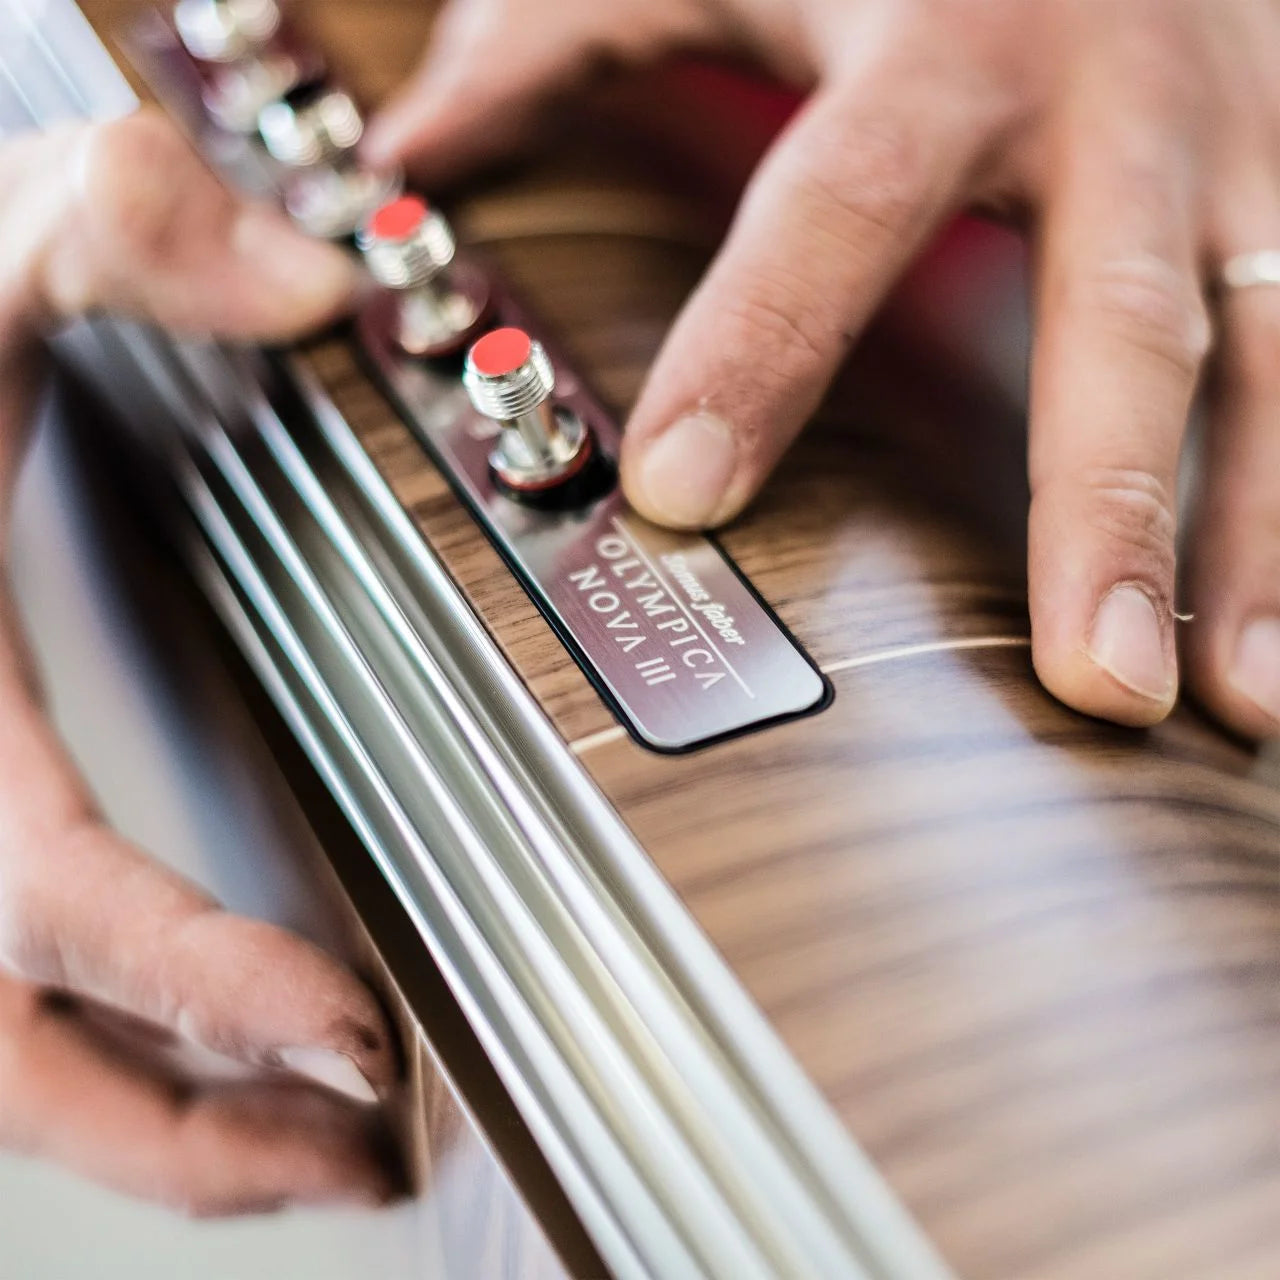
[0,818,130,987]
[1063,465,1179,572]
[601,0,715,61]
[721,273,836,382]
[1078,256,1211,380]
[797,111,934,243]
[1108,15,1206,114]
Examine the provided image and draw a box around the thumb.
[2,109,358,344]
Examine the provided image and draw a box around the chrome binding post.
[464,327,608,505]
[357,196,490,357]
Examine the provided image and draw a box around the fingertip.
[178,1083,403,1215]
[1085,585,1177,708]
[1187,615,1280,741]
[361,78,446,173]
[280,990,399,1103]
[37,107,359,339]
[361,1,472,169]
[621,411,745,530]
[158,912,398,1095]
[1031,583,1178,730]
[359,100,415,172]
[1025,473,1181,730]
[1033,644,1177,729]
[229,204,361,336]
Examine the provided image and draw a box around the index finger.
[619,62,995,529]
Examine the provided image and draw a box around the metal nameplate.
[357,289,829,752]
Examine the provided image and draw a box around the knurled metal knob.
[359,196,487,353]
[174,0,281,62]
[464,328,591,491]
[257,81,363,167]
[358,195,456,289]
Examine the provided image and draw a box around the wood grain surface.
[87,0,1280,1276]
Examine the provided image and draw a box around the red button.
[367,194,428,241]
[470,327,533,378]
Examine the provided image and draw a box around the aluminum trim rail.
[63,315,955,1279]
[82,320,680,1280]
[288,355,956,1275]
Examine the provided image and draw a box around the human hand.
[367,0,1280,736]
[0,108,397,1214]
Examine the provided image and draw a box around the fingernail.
[1087,585,1173,702]
[1230,617,1280,723]
[275,1047,380,1105]
[634,413,737,528]
[232,205,360,311]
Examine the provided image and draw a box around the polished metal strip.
[67,315,955,1278]
[180,502,668,1280]
[115,323,949,1278]
[80,321,679,1280]
[188,558,656,1276]
[59,248,951,1280]
[109,326,783,1280]
[210,345,876,1273]
[288,356,957,1280]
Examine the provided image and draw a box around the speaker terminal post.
[463,328,615,509]
[356,196,492,360]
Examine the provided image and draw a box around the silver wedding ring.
[1221,249,1280,290]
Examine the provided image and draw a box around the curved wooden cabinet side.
[94,0,1280,1276]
